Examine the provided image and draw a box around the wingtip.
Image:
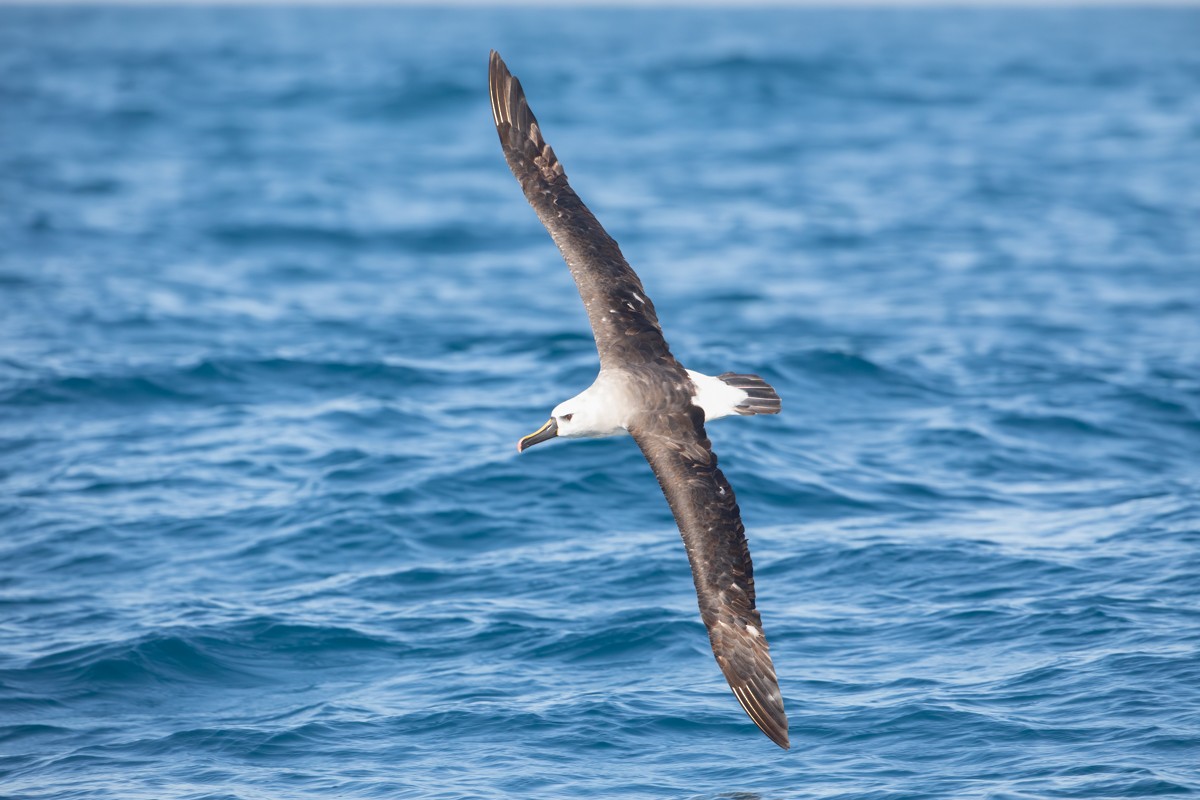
[488,49,511,88]
[488,51,507,129]
[756,708,791,751]
[488,50,519,131]
[730,683,790,751]
[486,50,557,182]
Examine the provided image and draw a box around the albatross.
[489,51,789,750]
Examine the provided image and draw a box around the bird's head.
[516,403,576,453]
[518,392,619,452]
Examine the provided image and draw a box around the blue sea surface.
[2,6,1200,798]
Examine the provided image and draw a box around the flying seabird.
[489,51,789,750]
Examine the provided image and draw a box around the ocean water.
[2,6,1199,798]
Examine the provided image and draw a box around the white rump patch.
[686,370,748,422]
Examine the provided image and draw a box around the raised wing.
[629,404,789,749]
[489,51,673,371]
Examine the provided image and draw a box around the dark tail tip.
[719,372,781,415]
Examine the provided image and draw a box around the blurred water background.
[2,6,1199,799]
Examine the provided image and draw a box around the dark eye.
[562,414,574,422]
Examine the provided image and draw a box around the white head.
[517,384,627,452]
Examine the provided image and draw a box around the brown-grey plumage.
[489,51,671,372]
[628,397,789,750]
[490,50,788,749]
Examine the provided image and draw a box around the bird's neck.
[565,373,635,438]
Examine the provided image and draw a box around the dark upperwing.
[628,403,789,749]
[491,50,788,749]
[489,51,676,373]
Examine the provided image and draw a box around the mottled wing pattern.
[489,51,673,371]
[628,400,789,749]
[492,50,787,750]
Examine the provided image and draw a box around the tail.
[719,373,781,416]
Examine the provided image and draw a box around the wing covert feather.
[492,51,787,750]
[629,405,789,749]
[489,51,673,370]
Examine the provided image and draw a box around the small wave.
[0,723,71,745]
[668,52,854,85]
[526,616,699,665]
[993,411,1117,442]
[12,619,400,696]
[0,357,436,410]
[775,348,940,402]
[0,271,39,287]
[2,373,192,407]
[24,631,256,689]
[233,618,397,656]
[349,79,474,120]
[205,221,494,254]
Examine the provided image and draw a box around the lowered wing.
[628,405,789,749]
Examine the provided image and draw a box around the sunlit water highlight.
[2,7,1199,799]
